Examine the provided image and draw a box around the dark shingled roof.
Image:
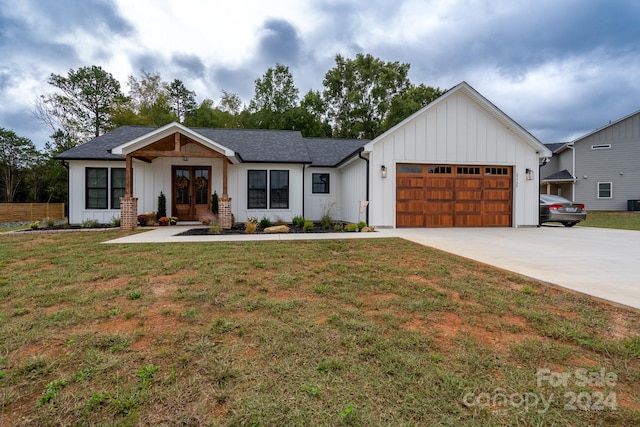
[544,142,568,154]
[55,125,367,166]
[542,169,575,181]
[304,138,368,167]
[55,126,155,161]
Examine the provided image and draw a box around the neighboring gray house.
[541,110,640,211]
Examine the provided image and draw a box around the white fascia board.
[111,122,236,158]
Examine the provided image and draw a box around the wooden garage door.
[396,164,512,227]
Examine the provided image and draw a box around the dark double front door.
[172,166,211,221]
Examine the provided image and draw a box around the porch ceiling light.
[381,165,387,178]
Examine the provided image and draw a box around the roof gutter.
[358,147,369,225]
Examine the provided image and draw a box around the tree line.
[1,53,444,204]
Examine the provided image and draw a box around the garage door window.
[457,167,481,174]
[428,166,451,174]
[486,167,509,175]
[399,165,423,174]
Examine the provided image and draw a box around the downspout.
[538,157,549,227]
[301,164,305,219]
[358,148,369,225]
[61,160,69,220]
[568,144,576,201]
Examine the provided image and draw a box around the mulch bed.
[174,224,351,236]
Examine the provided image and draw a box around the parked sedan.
[540,194,587,227]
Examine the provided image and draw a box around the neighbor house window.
[597,182,612,199]
[111,168,126,209]
[312,173,330,194]
[86,168,108,209]
[248,170,267,209]
[270,170,289,209]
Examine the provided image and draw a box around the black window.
[312,173,330,194]
[248,170,267,209]
[111,168,126,209]
[270,170,289,209]
[86,168,108,209]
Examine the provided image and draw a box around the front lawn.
[0,231,638,425]
[579,211,640,231]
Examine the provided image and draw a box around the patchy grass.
[0,231,639,425]
[579,211,640,231]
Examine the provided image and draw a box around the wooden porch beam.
[131,150,224,158]
[174,132,180,151]
[125,154,133,196]
[223,157,228,195]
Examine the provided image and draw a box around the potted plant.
[158,216,170,226]
[157,192,167,220]
[169,216,178,225]
[212,191,219,215]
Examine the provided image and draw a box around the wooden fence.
[0,203,65,223]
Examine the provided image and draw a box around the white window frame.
[597,182,612,199]
[591,144,611,150]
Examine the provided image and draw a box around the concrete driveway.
[394,226,640,310]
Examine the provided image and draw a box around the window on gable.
[248,170,267,209]
[597,182,612,199]
[86,168,108,209]
[312,173,330,194]
[111,168,126,209]
[591,144,611,150]
[270,170,289,209]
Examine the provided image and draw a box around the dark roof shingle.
[56,125,369,166]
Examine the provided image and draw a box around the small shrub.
[321,213,332,229]
[81,219,100,228]
[44,217,56,227]
[259,216,272,228]
[209,221,222,234]
[127,290,142,300]
[29,221,40,230]
[344,223,358,232]
[303,220,315,232]
[110,216,121,227]
[334,223,343,232]
[357,221,367,231]
[292,215,306,228]
[245,221,257,234]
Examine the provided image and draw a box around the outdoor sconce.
[182,156,189,162]
[525,168,534,180]
[381,165,387,178]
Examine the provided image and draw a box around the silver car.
[540,194,587,227]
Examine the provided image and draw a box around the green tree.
[34,65,126,143]
[29,130,75,203]
[167,79,197,123]
[249,64,299,114]
[111,70,177,127]
[0,128,38,202]
[322,53,411,139]
[381,84,444,133]
[219,90,243,115]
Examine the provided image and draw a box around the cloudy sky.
[1,0,639,149]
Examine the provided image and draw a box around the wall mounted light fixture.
[182,156,189,162]
[525,168,534,180]
[381,165,387,178]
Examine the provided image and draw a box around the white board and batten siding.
[226,163,304,224]
[365,87,546,228]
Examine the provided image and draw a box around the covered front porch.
[113,123,237,230]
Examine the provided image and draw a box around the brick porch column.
[120,196,138,230]
[219,194,232,229]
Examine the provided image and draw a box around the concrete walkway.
[104,225,640,310]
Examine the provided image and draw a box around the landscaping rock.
[361,226,375,232]
[264,225,290,234]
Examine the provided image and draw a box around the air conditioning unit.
[628,200,640,212]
